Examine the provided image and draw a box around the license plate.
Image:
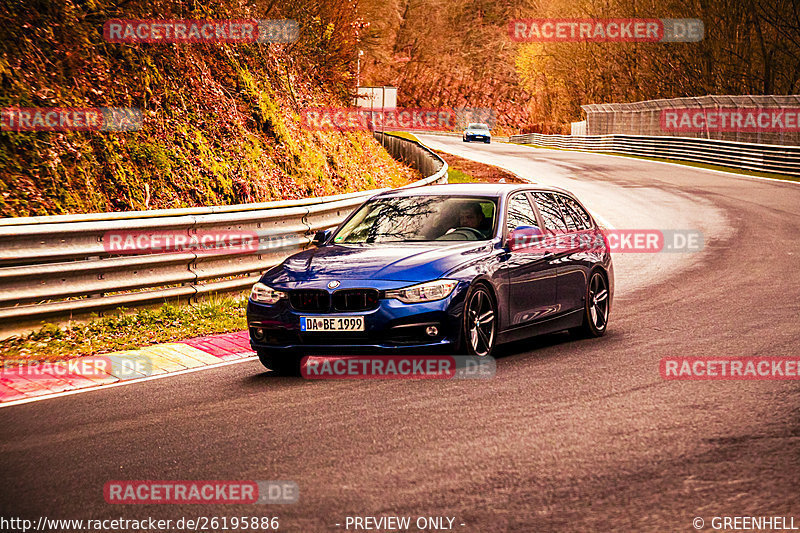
[301,316,365,332]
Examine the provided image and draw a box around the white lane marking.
[0,356,259,409]
[510,143,800,187]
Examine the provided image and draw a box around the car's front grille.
[289,289,330,312]
[332,289,380,312]
[288,288,380,313]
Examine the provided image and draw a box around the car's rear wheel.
[257,349,304,375]
[572,270,609,338]
[462,284,496,356]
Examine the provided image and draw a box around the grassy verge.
[433,150,526,184]
[0,293,249,367]
[385,131,421,143]
[386,131,525,183]
[386,131,523,183]
[446,168,476,183]
[521,144,800,183]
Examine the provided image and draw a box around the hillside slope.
[0,0,415,217]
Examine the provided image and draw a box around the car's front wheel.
[461,284,496,356]
[572,270,609,338]
[257,349,304,375]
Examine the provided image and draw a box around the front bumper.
[464,134,490,142]
[247,281,469,353]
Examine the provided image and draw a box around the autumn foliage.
[357,0,800,133]
[0,0,414,217]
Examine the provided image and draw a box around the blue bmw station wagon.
[247,183,613,373]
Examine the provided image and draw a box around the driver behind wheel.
[434,202,492,240]
[457,203,491,236]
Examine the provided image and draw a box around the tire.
[257,349,304,375]
[572,270,610,338]
[484,139,490,144]
[463,137,469,142]
[460,284,497,356]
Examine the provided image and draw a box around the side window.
[532,192,568,232]
[557,195,593,231]
[506,193,539,231]
[478,201,496,235]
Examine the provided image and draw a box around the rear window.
[557,195,593,231]
[531,192,568,232]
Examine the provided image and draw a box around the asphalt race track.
[2,137,799,531]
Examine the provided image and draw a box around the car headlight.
[385,279,458,304]
[250,282,287,304]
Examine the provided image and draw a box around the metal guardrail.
[508,133,800,177]
[0,132,448,336]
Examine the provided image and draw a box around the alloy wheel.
[467,287,495,356]
[588,272,609,332]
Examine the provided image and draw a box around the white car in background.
[462,123,492,144]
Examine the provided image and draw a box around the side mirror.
[312,229,333,246]
[507,226,544,251]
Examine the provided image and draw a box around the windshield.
[468,123,489,130]
[333,195,497,244]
